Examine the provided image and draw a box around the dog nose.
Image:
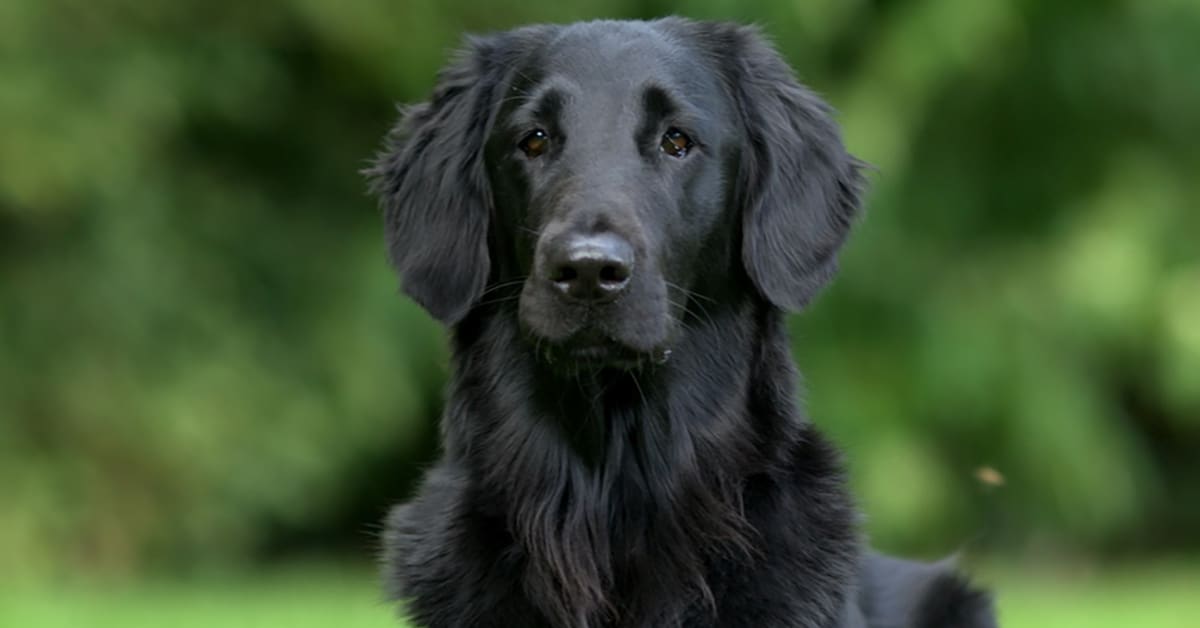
[547,233,634,302]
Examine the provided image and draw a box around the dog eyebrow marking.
[509,82,570,136]
[642,84,679,119]
[532,88,565,123]
[638,83,705,157]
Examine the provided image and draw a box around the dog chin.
[558,340,671,373]
[525,326,672,373]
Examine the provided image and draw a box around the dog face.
[369,19,864,372]
[488,24,738,368]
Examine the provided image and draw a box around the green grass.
[2,562,1197,627]
[0,564,407,628]
[981,561,1200,628]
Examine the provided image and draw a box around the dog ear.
[367,37,507,325]
[728,27,867,311]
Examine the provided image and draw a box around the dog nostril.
[598,264,628,284]
[554,266,579,283]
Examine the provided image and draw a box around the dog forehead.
[537,22,704,94]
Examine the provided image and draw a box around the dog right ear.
[366,37,507,325]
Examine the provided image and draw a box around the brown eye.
[660,127,693,158]
[519,129,549,157]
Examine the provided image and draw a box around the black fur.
[368,18,996,628]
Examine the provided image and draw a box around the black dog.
[368,18,997,628]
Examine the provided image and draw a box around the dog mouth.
[517,276,677,372]
[541,331,672,372]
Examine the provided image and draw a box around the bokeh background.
[2,0,1198,626]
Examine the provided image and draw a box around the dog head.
[369,19,865,372]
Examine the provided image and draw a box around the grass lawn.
[978,561,1200,628]
[2,561,1197,627]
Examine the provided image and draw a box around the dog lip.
[545,334,647,370]
[566,344,614,359]
[562,337,633,361]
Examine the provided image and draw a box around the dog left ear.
[728,27,867,311]
[366,36,508,325]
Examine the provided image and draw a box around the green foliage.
[1,0,1197,575]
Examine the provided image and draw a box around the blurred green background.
[2,0,1198,626]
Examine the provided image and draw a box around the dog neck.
[442,295,811,627]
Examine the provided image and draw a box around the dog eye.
[519,129,550,157]
[660,128,693,158]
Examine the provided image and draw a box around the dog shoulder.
[860,553,998,628]
[909,570,997,628]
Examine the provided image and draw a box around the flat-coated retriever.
[368,18,997,628]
